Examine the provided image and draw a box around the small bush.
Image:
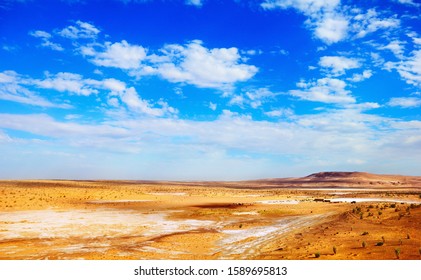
[394,248,400,259]
[360,213,363,219]
[390,204,396,208]
[407,233,410,239]
[315,252,320,258]
[378,211,382,216]
[362,232,369,236]
[376,242,384,246]
[362,241,366,248]
[333,246,337,255]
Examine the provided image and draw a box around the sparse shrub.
[333,246,337,255]
[376,242,384,246]
[378,211,382,216]
[390,204,396,208]
[239,224,243,229]
[407,233,410,239]
[315,252,320,258]
[394,248,401,259]
[362,241,366,248]
[360,213,363,220]
[362,232,369,236]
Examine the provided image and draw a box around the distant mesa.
[305,171,367,179]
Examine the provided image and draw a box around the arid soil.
[0,172,420,260]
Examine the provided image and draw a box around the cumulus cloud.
[290,78,355,104]
[395,0,420,7]
[228,88,279,108]
[81,40,147,69]
[0,71,71,108]
[1,70,177,117]
[314,15,349,44]
[378,40,405,58]
[319,56,360,75]
[34,72,100,96]
[262,0,347,44]
[351,9,400,39]
[262,2,401,45]
[151,40,258,89]
[388,97,421,108]
[385,50,421,87]
[58,20,100,39]
[264,108,294,118]
[347,70,373,82]
[185,0,202,7]
[29,30,64,51]
[120,87,178,117]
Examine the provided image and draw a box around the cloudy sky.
[0,0,420,180]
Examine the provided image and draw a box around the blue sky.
[0,0,420,180]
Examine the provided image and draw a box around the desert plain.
[0,172,420,260]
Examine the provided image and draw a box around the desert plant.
[360,213,363,219]
[362,231,369,236]
[394,248,400,259]
[315,252,320,258]
[376,242,384,246]
[378,211,382,216]
[362,241,366,248]
[406,233,410,239]
[333,246,337,255]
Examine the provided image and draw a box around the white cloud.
[29,30,64,51]
[395,0,420,7]
[319,56,360,75]
[261,0,347,44]
[262,2,401,45]
[352,9,400,39]
[30,30,51,39]
[0,71,71,108]
[388,97,421,108]
[314,15,349,44]
[209,102,217,111]
[58,20,100,39]
[228,88,279,108]
[120,87,176,117]
[290,78,355,104]
[264,108,293,118]
[185,0,202,7]
[386,50,421,87]
[347,70,373,82]
[261,0,340,14]
[152,40,258,89]
[81,40,147,69]
[379,40,405,58]
[34,72,99,96]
